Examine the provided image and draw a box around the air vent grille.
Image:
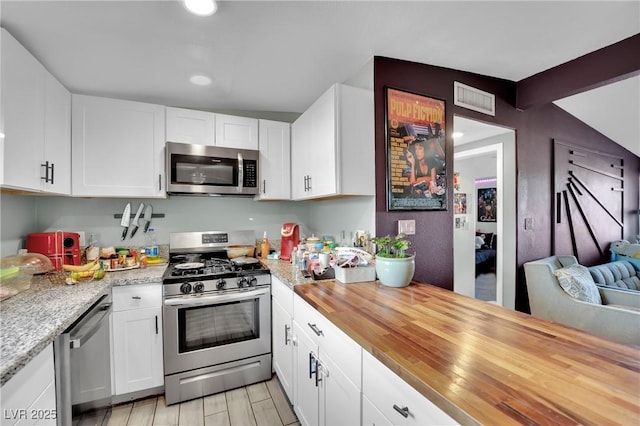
[454,81,495,116]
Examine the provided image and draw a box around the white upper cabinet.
[291,83,374,200]
[165,107,215,145]
[72,95,166,198]
[1,28,71,195]
[257,119,291,200]
[215,113,259,150]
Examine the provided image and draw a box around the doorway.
[452,116,516,309]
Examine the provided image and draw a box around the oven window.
[178,298,260,353]
[171,154,238,187]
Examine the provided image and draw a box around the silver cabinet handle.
[307,322,323,336]
[132,296,142,300]
[158,174,162,191]
[284,324,291,345]
[393,405,409,418]
[263,179,266,194]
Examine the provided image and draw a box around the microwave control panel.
[244,161,257,188]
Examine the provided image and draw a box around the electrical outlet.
[524,218,533,230]
[398,220,416,235]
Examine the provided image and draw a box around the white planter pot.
[375,255,415,288]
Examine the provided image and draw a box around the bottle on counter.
[260,231,270,259]
[145,228,158,257]
[290,247,298,265]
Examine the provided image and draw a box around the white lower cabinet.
[362,350,458,426]
[362,394,392,426]
[111,284,164,396]
[0,344,56,425]
[271,276,295,402]
[292,295,361,426]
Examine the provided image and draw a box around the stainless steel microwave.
[166,142,259,196]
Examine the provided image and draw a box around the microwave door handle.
[237,152,243,192]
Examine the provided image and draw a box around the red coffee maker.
[280,223,300,261]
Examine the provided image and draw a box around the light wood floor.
[76,375,299,426]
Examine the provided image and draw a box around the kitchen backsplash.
[0,194,375,256]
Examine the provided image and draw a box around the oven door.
[163,287,271,375]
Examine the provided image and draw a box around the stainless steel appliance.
[166,142,259,196]
[54,291,112,425]
[162,231,271,405]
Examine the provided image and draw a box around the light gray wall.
[0,194,375,254]
[0,194,39,256]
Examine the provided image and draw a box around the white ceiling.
[1,1,638,154]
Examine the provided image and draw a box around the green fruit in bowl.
[0,266,20,281]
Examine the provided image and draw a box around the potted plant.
[371,233,415,287]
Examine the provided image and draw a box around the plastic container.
[0,253,53,301]
[334,265,376,284]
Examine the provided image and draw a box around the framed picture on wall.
[478,187,497,222]
[453,193,467,214]
[384,86,447,211]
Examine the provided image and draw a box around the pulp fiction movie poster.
[385,87,446,211]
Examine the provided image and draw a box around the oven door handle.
[164,288,268,307]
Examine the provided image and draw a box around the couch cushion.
[554,264,602,304]
[588,261,640,291]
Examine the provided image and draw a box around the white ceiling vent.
[454,81,495,116]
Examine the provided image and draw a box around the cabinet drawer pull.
[307,322,323,336]
[393,405,409,418]
[284,324,291,345]
[132,296,142,300]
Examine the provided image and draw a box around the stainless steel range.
[162,231,271,405]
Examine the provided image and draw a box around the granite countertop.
[265,260,640,425]
[262,259,319,288]
[0,264,166,386]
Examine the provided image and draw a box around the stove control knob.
[216,279,226,290]
[193,282,205,293]
[238,277,248,288]
[180,283,192,294]
[247,277,257,287]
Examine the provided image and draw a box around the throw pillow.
[554,264,602,304]
[475,236,485,249]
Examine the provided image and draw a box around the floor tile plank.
[153,396,179,426]
[204,411,231,426]
[128,398,156,426]
[246,382,270,403]
[178,398,204,426]
[251,399,283,426]
[104,402,132,426]
[225,388,256,426]
[266,377,297,426]
[203,392,227,416]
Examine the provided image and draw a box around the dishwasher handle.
[70,303,112,349]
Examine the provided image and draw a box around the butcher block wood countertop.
[292,278,640,425]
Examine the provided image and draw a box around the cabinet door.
[43,72,71,195]
[308,85,337,198]
[362,394,392,426]
[0,344,56,426]
[293,321,319,426]
[215,114,258,150]
[112,306,164,395]
[1,28,45,191]
[258,119,291,200]
[319,352,361,426]
[165,107,215,145]
[72,95,166,197]
[291,111,311,200]
[272,298,294,403]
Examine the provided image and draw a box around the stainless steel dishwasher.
[54,291,112,425]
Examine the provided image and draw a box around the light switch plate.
[398,220,416,235]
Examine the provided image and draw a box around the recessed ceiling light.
[452,132,464,139]
[183,0,217,16]
[190,75,212,86]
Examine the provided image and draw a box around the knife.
[120,203,131,241]
[129,203,145,238]
[142,204,153,233]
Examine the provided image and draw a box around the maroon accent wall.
[374,56,640,312]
